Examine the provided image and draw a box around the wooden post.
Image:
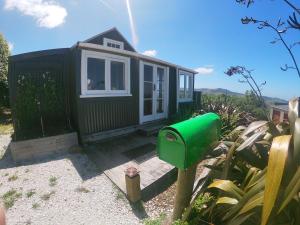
[125,166,141,203]
[172,164,197,221]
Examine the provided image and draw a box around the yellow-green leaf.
[208,180,244,200]
[216,197,238,205]
[261,135,292,225]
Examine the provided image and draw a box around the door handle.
[153,84,156,91]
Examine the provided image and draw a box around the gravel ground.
[144,159,211,218]
[0,134,143,225]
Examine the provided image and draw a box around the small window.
[178,70,193,102]
[81,50,130,97]
[103,38,124,50]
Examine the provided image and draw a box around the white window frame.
[178,69,193,102]
[80,50,131,97]
[103,38,124,50]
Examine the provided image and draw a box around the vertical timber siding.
[8,48,72,141]
[76,52,140,137]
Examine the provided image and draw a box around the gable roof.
[83,27,136,52]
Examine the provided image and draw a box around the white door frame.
[139,61,169,124]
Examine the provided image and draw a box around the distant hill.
[196,88,288,104]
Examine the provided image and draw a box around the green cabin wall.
[70,46,180,140]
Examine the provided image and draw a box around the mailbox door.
[157,129,186,169]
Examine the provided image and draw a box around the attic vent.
[103,38,124,50]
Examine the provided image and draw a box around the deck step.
[137,124,165,136]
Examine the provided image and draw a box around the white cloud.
[194,66,214,75]
[142,50,157,57]
[4,0,67,29]
[8,42,14,52]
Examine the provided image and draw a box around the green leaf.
[278,166,300,213]
[208,180,244,200]
[223,178,265,221]
[226,212,255,225]
[261,135,292,225]
[238,191,264,215]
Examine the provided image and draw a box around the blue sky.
[1,0,299,100]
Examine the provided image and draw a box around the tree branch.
[283,0,300,15]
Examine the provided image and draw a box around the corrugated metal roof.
[271,104,289,112]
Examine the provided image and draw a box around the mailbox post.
[157,113,221,221]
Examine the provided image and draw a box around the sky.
[0,0,299,100]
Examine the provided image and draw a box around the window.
[103,38,124,50]
[81,50,130,97]
[178,70,193,102]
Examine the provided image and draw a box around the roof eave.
[76,42,197,74]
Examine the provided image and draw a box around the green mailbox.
[157,113,221,169]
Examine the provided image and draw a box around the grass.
[2,189,22,209]
[112,184,126,201]
[8,174,18,182]
[0,107,13,135]
[40,191,55,201]
[75,187,90,193]
[26,189,36,198]
[32,203,40,209]
[49,176,58,187]
[143,213,167,225]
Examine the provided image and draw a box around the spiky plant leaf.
[226,212,255,225]
[236,131,265,152]
[278,166,300,213]
[238,191,264,216]
[223,176,265,221]
[261,135,292,225]
[208,180,244,200]
[239,121,268,141]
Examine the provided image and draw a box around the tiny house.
[9,28,198,142]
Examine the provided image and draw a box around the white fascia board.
[77,42,198,74]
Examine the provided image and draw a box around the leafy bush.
[183,98,300,225]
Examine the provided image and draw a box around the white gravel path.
[0,134,144,225]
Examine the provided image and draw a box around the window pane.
[87,58,105,90]
[144,65,153,82]
[157,100,163,113]
[144,82,153,99]
[144,100,152,115]
[186,75,193,98]
[111,61,125,90]
[157,68,164,99]
[179,74,185,98]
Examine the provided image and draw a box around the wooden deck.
[86,132,176,200]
